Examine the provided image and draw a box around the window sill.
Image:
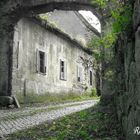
[60,79,67,81]
[37,72,47,76]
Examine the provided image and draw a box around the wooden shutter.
[64,61,67,80]
[60,59,62,79]
[36,49,39,73]
[44,52,47,74]
[77,66,81,82]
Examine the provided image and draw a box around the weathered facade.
[12,17,95,98]
[0,0,102,100]
[47,10,95,46]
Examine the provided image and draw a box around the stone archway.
[0,0,103,106]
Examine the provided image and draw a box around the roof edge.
[27,16,93,55]
[74,11,101,37]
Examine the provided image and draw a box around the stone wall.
[0,3,14,96]
[112,0,140,139]
[12,18,95,98]
[0,36,10,96]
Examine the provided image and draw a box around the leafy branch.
[89,0,133,49]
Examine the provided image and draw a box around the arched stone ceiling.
[3,0,102,24]
[21,0,102,20]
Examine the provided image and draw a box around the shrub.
[90,88,97,97]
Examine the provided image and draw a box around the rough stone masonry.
[112,0,140,140]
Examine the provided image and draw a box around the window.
[17,41,20,69]
[36,49,47,74]
[90,70,93,86]
[77,66,83,82]
[60,59,67,80]
[39,51,45,73]
[16,40,22,69]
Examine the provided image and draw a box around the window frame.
[89,70,93,86]
[60,59,67,81]
[77,65,83,83]
[36,49,47,75]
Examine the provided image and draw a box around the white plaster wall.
[12,18,95,96]
[47,10,94,46]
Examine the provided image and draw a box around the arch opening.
[0,0,103,107]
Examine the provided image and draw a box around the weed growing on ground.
[16,92,100,107]
[7,104,124,140]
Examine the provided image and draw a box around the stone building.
[12,17,95,99]
[46,10,94,46]
[41,10,100,46]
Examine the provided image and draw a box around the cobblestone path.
[0,100,98,137]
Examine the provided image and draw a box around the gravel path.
[0,100,98,137]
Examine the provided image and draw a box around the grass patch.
[7,104,124,140]
[16,92,100,107]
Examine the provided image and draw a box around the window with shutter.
[64,61,67,80]
[36,49,39,72]
[60,59,67,80]
[36,49,47,75]
[90,70,93,86]
[39,51,45,73]
[77,66,83,82]
[77,66,80,82]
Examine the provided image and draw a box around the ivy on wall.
[88,0,133,90]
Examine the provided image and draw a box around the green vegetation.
[90,0,107,9]
[39,13,48,20]
[88,1,133,94]
[38,14,58,28]
[90,88,98,97]
[89,0,133,49]
[16,92,99,106]
[8,104,124,140]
